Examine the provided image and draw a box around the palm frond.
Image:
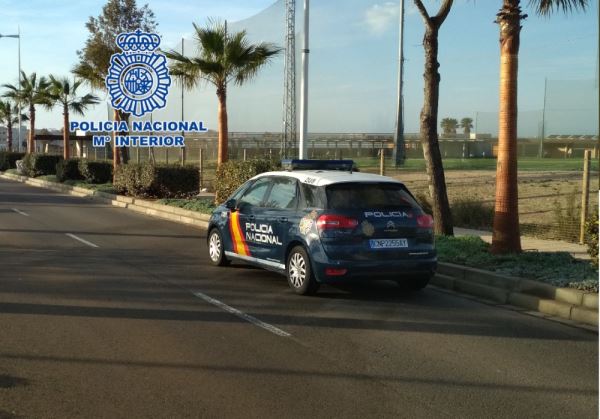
[530,0,588,16]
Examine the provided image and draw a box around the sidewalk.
[454,227,591,260]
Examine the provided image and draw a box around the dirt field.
[393,170,599,231]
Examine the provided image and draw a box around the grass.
[34,175,117,194]
[356,157,600,172]
[436,235,599,292]
[157,197,216,214]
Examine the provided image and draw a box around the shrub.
[22,153,62,177]
[585,210,599,267]
[0,151,26,171]
[215,159,279,203]
[451,197,494,229]
[114,163,199,198]
[56,158,83,182]
[79,160,112,184]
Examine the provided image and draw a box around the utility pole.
[392,0,405,167]
[181,37,185,166]
[539,77,547,158]
[299,0,309,159]
[282,0,297,158]
[0,29,21,151]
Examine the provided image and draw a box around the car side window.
[237,177,271,210]
[264,177,298,210]
[300,183,324,209]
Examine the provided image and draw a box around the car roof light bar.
[281,159,355,172]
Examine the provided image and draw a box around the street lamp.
[0,28,22,152]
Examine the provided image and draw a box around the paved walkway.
[454,227,591,260]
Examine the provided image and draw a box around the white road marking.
[65,233,99,248]
[12,208,29,216]
[192,291,291,337]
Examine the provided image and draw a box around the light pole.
[0,29,22,152]
[392,0,405,167]
[299,0,309,159]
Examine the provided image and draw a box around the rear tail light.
[316,214,359,230]
[417,214,434,229]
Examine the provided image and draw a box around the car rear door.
[261,176,301,265]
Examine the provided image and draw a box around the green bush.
[215,159,279,203]
[451,197,494,229]
[56,158,83,182]
[158,198,216,214]
[436,235,598,291]
[0,151,26,171]
[585,210,598,267]
[22,153,62,177]
[79,160,112,184]
[114,163,199,198]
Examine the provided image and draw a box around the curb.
[0,172,211,229]
[433,262,598,327]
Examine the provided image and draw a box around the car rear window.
[325,182,420,210]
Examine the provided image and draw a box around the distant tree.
[46,76,100,159]
[491,0,589,254]
[461,117,474,136]
[2,72,51,153]
[0,100,28,151]
[165,20,282,165]
[73,0,156,170]
[413,0,454,236]
[440,117,458,136]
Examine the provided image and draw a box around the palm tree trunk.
[28,105,35,154]
[112,109,121,181]
[420,23,453,235]
[63,106,70,160]
[7,119,13,152]
[216,85,229,165]
[491,0,523,254]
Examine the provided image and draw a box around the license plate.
[369,238,408,249]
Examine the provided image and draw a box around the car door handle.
[277,217,288,223]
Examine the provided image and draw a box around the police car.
[207,160,436,295]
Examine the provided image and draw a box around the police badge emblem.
[106,30,172,117]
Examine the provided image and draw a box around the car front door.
[229,177,271,259]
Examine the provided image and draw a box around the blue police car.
[207,160,436,295]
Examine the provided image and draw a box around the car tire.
[286,246,319,295]
[399,274,431,291]
[207,228,230,267]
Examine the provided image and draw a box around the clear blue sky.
[0,0,597,136]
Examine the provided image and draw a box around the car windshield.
[326,182,419,210]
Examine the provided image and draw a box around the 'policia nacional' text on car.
[207,160,436,295]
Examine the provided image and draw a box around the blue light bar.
[281,159,355,171]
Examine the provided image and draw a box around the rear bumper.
[311,253,437,283]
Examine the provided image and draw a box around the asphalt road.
[0,177,597,419]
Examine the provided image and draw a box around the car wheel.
[208,229,230,267]
[398,274,431,291]
[286,246,319,295]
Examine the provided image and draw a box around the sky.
[0,0,597,136]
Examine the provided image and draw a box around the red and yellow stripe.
[229,211,250,256]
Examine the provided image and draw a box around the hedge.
[56,158,83,182]
[0,151,26,171]
[79,160,112,184]
[585,211,599,267]
[22,154,62,177]
[114,163,199,198]
[214,159,279,203]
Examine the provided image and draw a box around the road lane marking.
[12,208,29,216]
[192,291,291,337]
[65,233,99,248]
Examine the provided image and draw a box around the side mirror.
[225,198,237,210]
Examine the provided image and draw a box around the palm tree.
[440,118,458,136]
[0,100,28,151]
[46,76,100,160]
[165,20,282,165]
[460,117,474,137]
[2,72,51,153]
[491,0,588,254]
